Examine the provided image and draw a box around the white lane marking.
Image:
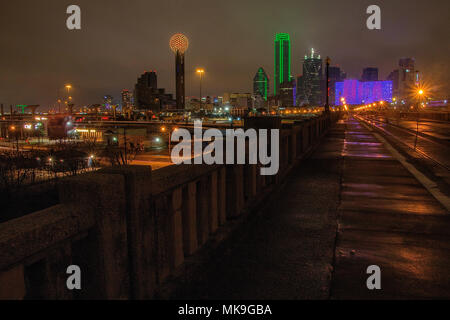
[360,120,450,213]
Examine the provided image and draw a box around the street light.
[196,69,205,110]
[65,85,72,109]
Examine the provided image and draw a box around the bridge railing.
[0,112,340,299]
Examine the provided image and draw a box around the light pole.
[414,88,425,149]
[325,57,330,114]
[161,126,178,153]
[196,69,205,110]
[65,84,72,97]
[65,85,72,113]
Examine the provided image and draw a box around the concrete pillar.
[283,135,289,169]
[182,182,198,255]
[244,164,257,200]
[101,166,155,299]
[153,194,174,284]
[170,188,184,269]
[208,171,219,234]
[257,163,266,190]
[39,244,73,299]
[58,172,130,299]
[196,177,210,246]
[218,167,227,226]
[290,131,297,163]
[303,125,309,151]
[0,265,25,300]
[226,165,244,219]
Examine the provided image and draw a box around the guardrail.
[0,112,340,299]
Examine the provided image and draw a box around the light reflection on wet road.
[332,115,450,299]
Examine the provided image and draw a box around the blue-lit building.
[335,79,393,105]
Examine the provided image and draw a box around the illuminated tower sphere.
[170,34,189,109]
[169,34,189,54]
[274,33,292,95]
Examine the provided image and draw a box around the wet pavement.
[332,116,450,299]
[165,115,450,300]
[359,114,450,191]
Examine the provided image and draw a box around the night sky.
[0,0,449,109]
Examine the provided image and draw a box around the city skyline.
[0,0,449,109]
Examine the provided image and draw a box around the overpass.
[0,111,449,299]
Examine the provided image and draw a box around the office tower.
[296,75,303,106]
[274,33,291,95]
[335,79,393,105]
[328,66,343,106]
[121,89,133,110]
[387,70,399,99]
[134,71,173,112]
[387,58,416,101]
[169,34,189,109]
[103,95,113,111]
[398,58,415,100]
[362,67,379,81]
[280,79,296,107]
[253,67,269,101]
[297,48,323,106]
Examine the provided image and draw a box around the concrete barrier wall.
[0,112,340,300]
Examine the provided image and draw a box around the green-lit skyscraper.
[253,67,269,101]
[274,33,292,95]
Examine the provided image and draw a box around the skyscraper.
[253,67,269,101]
[387,58,416,101]
[362,67,378,81]
[274,33,291,95]
[134,71,173,112]
[169,34,189,109]
[328,66,344,106]
[280,79,296,107]
[387,70,399,98]
[297,48,323,106]
[121,89,133,110]
[398,58,415,100]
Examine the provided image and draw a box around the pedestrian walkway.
[166,115,450,300]
[332,116,450,299]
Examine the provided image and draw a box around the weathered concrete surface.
[165,121,344,299]
[164,115,450,300]
[331,116,450,299]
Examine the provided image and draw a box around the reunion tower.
[169,33,189,109]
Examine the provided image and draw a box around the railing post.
[226,165,244,218]
[59,172,130,299]
[244,164,257,200]
[101,165,155,299]
[209,171,219,234]
[217,167,227,226]
[182,182,198,255]
[197,177,210,246]
[170,188,184,269]
[0,265,25,300]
